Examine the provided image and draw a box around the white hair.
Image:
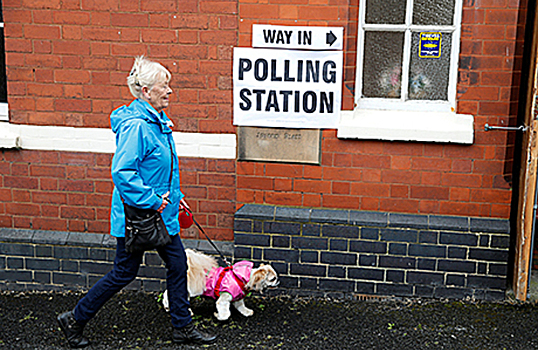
[127,56,171,99]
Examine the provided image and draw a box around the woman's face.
[145,80,172,113]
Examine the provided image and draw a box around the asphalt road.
[1,290,538,349]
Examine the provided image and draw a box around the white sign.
[233,47,343,129]
[252,25,343,51]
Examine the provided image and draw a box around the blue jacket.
[109,99,184,238]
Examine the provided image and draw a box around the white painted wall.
[0,122,237,159]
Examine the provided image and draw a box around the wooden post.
[511,0,538,301]
[513,119,538,300]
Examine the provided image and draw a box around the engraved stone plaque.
[238,126,321,164]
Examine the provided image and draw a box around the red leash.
[182,206,248,298]
[182,206,232,267]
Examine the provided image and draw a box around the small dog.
[162,249,279,321]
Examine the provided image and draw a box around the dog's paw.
[233,299,254,317]
[215,310,231,321]
[162,290,170,312]
[239,307,254,317]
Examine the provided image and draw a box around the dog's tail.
[186,249,218,296]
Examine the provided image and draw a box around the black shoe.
[173,322,218,345]
[57,311,90,349]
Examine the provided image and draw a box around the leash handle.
[183,206,232,266]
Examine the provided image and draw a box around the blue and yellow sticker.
[419,32,442,59]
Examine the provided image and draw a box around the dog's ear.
[250,269,268,291]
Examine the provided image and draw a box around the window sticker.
[418,32,442,59]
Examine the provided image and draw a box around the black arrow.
[326,31,337,46]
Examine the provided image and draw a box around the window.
[337,0,473,144]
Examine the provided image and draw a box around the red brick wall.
[180,158,236,241]
[235,0,523,219]
[1,0,238,240]
[3,0,237,132]
[0,0,526,242]
[0,150,113,233]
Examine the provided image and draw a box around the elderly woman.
[57,56,217,348]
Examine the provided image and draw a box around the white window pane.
[408,32,452,101]
[362,31,405,98]
[365,0,407,24]
[413,0,455,25]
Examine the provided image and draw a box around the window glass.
[408,32,452,100]
[365,0,406,24]
[362,31,405,99]
[413,0,455,26]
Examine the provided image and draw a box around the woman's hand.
[179,198,191,212]
[157,191,170,213]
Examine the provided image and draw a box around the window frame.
[337,0,473,144]
[356,0,462,112]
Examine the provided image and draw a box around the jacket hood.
[110,99,173,134]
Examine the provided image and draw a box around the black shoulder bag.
[123,139,174,254]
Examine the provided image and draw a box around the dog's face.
[247,264,279,292]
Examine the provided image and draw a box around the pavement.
[2,289,538,350]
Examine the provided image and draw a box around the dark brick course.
[300,250,319,263]
[407,271,444,285]
[408,244,446,258]
[360,228,380,240]
[0,204,512,301]
[272,235,291,248]
[438,260,477,273]
[350,240,387,254]
[233,219,252,233]
[234,204,510,301]
[321,251,357,265]
[319,278,354,292]
[440,232,478,246]
[348,267,384,281]
[359,254,377,267]
[328,266,346,278]
[291,263,326,277]
[235,233,270,247]
[388,243,407,255]
[380,229,418,243]
[292,237,328,250]
[417,258,437,271]
[330,239,348,251]
[446,274,466,287]
[386,270,405,283]
[264,222,301,235]
[0,228,233,292]
[322,225,360,239]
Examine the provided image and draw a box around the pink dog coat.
[203,261,253,301]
